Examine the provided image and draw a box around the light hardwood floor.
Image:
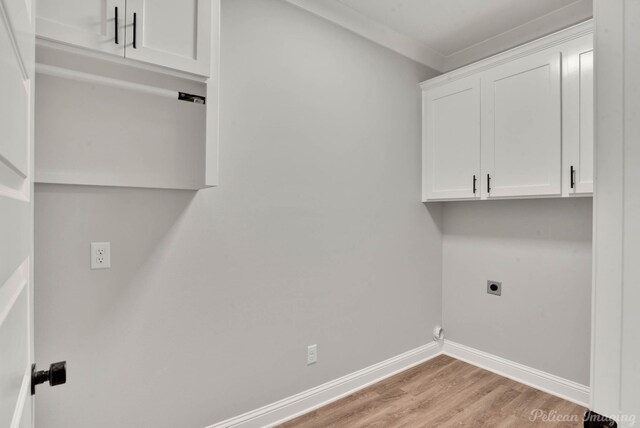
[280,355,586,427]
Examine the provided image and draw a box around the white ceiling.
[336,0,580,55]
[285,0,592,71]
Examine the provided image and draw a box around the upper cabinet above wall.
[36,0,124,56]
[421,21,593,202]
[563,36,594,196]
[125,0,211,76]
[482,48,562,199]
[422,76,481,201]
[34,0,221,189]
[36,0,211,76]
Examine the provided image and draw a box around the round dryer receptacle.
[433,325,444,342]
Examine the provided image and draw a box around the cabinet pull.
[114,7,119,44]
[570,166,575,189]
[487,174,491,193]
[473,175,477,194]
[133,12,137,49]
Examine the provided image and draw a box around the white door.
[563,35,594,196]
[125,0,211,76]
[422,77,481,201]
[0,0,35,426]
[36,0,124,56]
[481,48,562,198]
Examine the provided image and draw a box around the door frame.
[0,0,35,425]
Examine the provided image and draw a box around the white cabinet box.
[421,21,593,202]
[36,0,124,56]
[422,76,480,201]
[563,35,594,196]
[34,0,221,190]
[36,0,211,76]
[481,48,562,199]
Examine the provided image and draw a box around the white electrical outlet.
[307,344,317,365]
[91,242,111,269]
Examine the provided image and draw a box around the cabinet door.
[422,77,481,201]
[563,36,594,195]
[36,0,124,56]
[125,0,211,76]
[481,49,562,198]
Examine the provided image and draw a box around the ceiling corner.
[442,0,593,71]
[282,0,446,72]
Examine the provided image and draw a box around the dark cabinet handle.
[473,175,477,194]
[570,165,575,189]
[133,12,137,48]
[114,7,119,44]
[487,174,491,193]
[32,361,66,395]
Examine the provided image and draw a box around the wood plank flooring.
[279,355,586,427]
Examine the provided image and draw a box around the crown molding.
[421,19,593,90]
[283,0,593,75]
[443,0,593,71]
[282,0,445,72]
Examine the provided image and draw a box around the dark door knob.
[31,361,66,395]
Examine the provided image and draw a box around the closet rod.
[36,63,182,100]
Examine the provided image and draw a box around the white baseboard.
[207,340,590,428]
[206,342,442,428]
[442,340,590,407]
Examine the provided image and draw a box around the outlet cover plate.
[91,242,111,269]
[307,344,317,365]
[487,280,502,296]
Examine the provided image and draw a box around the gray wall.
[442,198,592,385]
[34,1,441,427]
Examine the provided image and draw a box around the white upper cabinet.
[422,76,480,201]
[125,0,211,76]
[36,0,124,56]
[36,0,212,76]
[482,49,562,198]
[421,21,593,202]
[33,0,221,189]
[563,35,594,196]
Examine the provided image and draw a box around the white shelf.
[34,171,209,191]
[34,43,216,191]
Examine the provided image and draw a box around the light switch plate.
[91,242,111,269]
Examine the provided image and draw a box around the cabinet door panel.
[564,36,593,195]
[482,49,562,198]
[422,77,481,201]
[125,0,211,76]
[578,50,594,191]
[36,0,124,56]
